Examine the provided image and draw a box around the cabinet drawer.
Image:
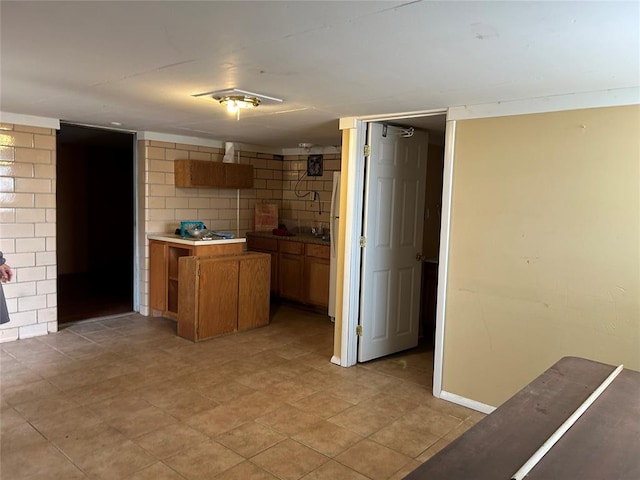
[247,236,278,252]
[279,240,304,255]
[306,243,330,259]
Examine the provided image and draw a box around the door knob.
[416,253,424,262]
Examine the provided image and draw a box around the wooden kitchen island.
[148,234,246,320]
[148,234,271,342]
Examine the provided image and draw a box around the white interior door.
[358,123,428,362]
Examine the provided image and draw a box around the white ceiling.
[1,1,638,148]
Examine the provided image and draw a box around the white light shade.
[220,95,260,113]
[226,101,239,113]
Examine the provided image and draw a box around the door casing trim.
[338,108,449,401]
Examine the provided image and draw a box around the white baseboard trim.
[440,390,496,415]
[330,355,341,366]
[19,323,49,340]
[0,328,19,343]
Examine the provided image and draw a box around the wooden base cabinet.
[246,236,279,296]
[304,244,330,307]
[278,240,305,302]
[149,241,168,312]
[247,235,331,310]
[148,239,244,320]
[177,252,270,342]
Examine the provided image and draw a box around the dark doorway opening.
[419,139,445,348]
[56,124,134,323]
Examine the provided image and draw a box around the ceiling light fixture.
[219,95,260,116]
[193,88,283,121]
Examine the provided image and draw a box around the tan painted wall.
[442,105,640,406]
[332,130,351,361]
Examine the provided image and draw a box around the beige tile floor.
[1,304,484,480]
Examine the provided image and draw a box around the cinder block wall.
[280,152,341,232]
[0,127,342,337]
[0,123,57,341]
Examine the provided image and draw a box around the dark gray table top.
[404,356,640,480]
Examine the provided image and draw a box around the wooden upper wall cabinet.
[174,159,253,189]
[224,163,253,188]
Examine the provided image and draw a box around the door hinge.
[197,268,201,276]
[356,325,363,336]
[360,236,367,248]
[363,144,371,156]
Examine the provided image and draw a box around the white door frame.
[334,118,366,368]
[338,108,453,400]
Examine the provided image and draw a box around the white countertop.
[148,233,247,246]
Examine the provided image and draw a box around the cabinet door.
[247,237,279,295]
[149,241,167,312]
[224,163,254,188]
[279,253,304,302]
[175,160,252,188]
[305,256,330,308]
[175,159,224,187]
[256,249,279,296]
[197,259,238,340]
[190,161,222,186]
[177,255,198,341]
[238,254,270,331]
